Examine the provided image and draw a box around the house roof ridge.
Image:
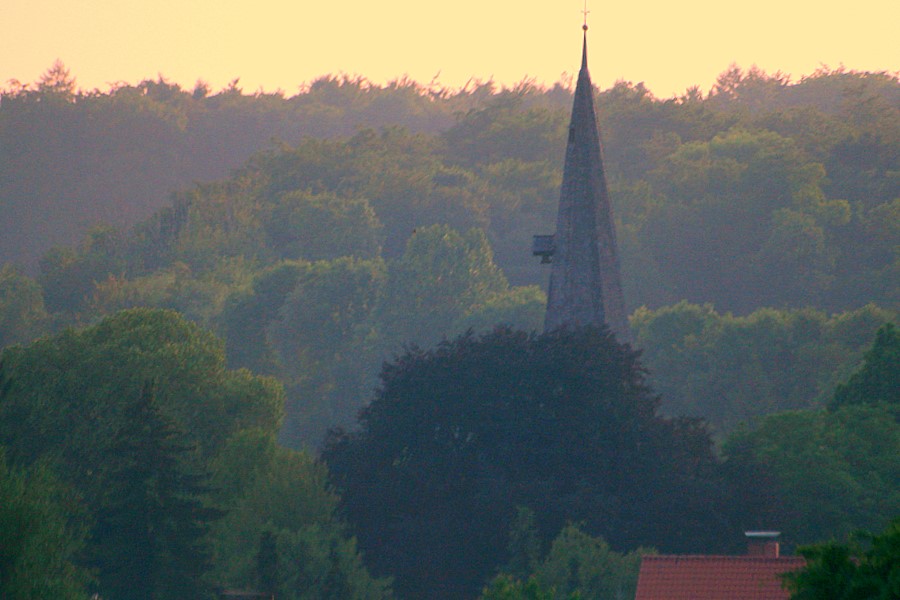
[642,554,805,562]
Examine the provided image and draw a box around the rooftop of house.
[635,554,806,600]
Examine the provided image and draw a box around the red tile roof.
[635,555,805,600]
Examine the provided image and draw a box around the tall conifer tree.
[93,381,220,600]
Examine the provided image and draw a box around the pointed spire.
[581,31,588,73]
[537,27,630,342]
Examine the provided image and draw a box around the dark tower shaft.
[542,34,629,340]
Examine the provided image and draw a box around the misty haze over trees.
[0,61,897,599]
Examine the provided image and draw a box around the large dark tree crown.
[325,326,739,600]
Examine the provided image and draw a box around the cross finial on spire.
[582,0,590,30]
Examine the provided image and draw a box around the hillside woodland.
[0,62,897,599]
[2,62,897,441]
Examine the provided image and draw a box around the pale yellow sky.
[2,0,898,98]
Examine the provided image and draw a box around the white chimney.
[745,531,781,557]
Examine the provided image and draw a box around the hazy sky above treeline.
[3,0,898,98]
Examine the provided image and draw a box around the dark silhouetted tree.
[325,326,745,599]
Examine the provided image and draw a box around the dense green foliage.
[0,449,91,600]
[831,322,900,409]
[323,327,756,599]
[480,577,558,600]
[3,63,897,311]
[213,224,535,447]
[719,323,900,546]
[530,526,647,600]
[92,383,220,600]
[0,62,897,598]
[0,309,390,599]
[264,257,387,444]
[487,520,650,600]
[208,429,392,599]
[1,63,897,448]
[632,302,897,434]
[724,404,900,545]
[0,265,49,348]
[0,63,472,272]
[783,518,900,600]
[375,225,510,349]
[0,308,283,471]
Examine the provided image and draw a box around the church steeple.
[533,29,629,341]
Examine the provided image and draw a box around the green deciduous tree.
[440,97,567,168]
[0,309,285,596]
[264,190,383,262]
[273,525,392,600]
[85,256,256,326]
[0,449,91,600]
[39,225,128,314]
[631,303,896,434]
[268,257,386,447]
[783,518,900,600]
[0,308,283,476]
[489,522,650,600]
[723,404,900,544]
[831,322,900,409]
[451,285,546,335]
[376,225,508,351]
[480,576,557,600]
[208,429,391,599]
[0,264,49,349]
[164,182,269,271]
[643,128,829,313]
[750,208,836,307]
[220,260,310,375]
[532,525,649,600]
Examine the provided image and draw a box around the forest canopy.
[2,62,897,447]
[0,61,897,599]
[1,62,897,313]
[0,309,392,599]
